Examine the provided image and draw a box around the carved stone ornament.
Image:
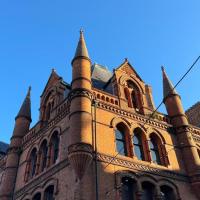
[68,143,93,180]
[68,88,94,102]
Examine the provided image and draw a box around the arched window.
[44,185,54,200]
[29,148,37,179]
[121,177,136,200]
[40,140,48,172]
[160,185,176,200]
[127,81,142,111]
[149,135,161,165]
[50,132,60,165]
[115,125,128,156]
[133,128,144,161]
[33,193,41,200]
[142,182,155,200]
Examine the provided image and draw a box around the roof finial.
[72,30,90,63]
[80,28,84,34]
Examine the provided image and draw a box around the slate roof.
[0,141,9,155]
[91,63,113,92]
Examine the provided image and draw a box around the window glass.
[160,185,175,200]
[142,182,154,200]
[149,136,161,165]
[115,128,127,156]
[121,177,135,200]
[33,193,41,200]
[133,131,144,160]
[30,149,37,178]
[44,185,54,200]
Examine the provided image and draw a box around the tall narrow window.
[40,140,48,172]
[50,132,60,164]
[131,90,138,109]
[121,177,136,200]
[160,185,175,200]
[115,125,127,156]
[29,148,37,178]
[142,182,155,200]
[33,193,41,200]
[133,129,144,160]
[149,135,161,165]
[127,80,142,111]
[44,185,54,200]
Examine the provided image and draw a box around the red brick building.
[0,31,200,200]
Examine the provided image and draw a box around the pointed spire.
[16,86,32,122]
[72,29,90,63]
[162,66,178,99]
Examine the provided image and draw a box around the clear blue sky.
[0,1,200,143]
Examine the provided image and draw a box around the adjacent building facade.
[0,31,200,200]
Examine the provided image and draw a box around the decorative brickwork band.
[68,143,93,180]
[68,88,94,102]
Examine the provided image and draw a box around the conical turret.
[162,66,178,100]
[16,86,32,122]
[68,30,93,184]
[0,87,32,200]
[72,30,90,64]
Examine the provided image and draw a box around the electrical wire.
[102,55,200,170]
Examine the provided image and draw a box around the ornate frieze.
[95,101,172,131]
[97,153,189,182]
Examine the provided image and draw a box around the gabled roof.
[41,69,63,97]
[115,59,144,82]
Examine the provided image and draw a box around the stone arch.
[110,117,131,129]
[158,179,180,199]
[139,174,158,186]
[115,170,139,186]
[49,126,62,139]
[42,178,59,195]
[119,74,144,94]
[31,186,43,198]
[20,194,32,200]
[130,123,147,136]
[147,128,166,143]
